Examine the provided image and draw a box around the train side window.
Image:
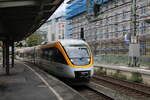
[56,50,67,64]
[36,49,40,58]
[42,47,67,64]
[51,48,67,64]
[51,48,58,61]
[41,49,46,59]
[42,47,57,60]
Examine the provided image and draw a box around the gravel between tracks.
[92,75,150,100]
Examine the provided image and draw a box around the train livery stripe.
[40,41,93,68]
[55,42,93,68]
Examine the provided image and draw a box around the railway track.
[92,75,150,100]
[72,85,113,100]
[93,75,150,95]
[25,62,150,100]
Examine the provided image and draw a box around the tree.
[26,32,44,47]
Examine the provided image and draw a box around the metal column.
[2,41,6,68]
[11,42,14,68]
[2,40,14,74]
[128,0,140,67]
[5,41,10,75]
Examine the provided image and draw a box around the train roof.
[16,39,89,52]
[41,39,88,47]
[32,39,89,49]
[58,39,88,46]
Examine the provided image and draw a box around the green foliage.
[112,70,127,80]
[140,56,150,69]
[129,72,143,83]
[26,32,44,47]
[15,42,23,47]
[0,47,2,52]
[95,67,107,75]
[0,41,2,52]
[0,41,2,47]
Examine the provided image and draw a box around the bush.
[111,70,127,80]
[129,72,143,83]
[95,67,107,75]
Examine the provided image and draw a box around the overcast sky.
[49,0,68,19]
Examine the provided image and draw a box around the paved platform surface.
[0,61,86,100]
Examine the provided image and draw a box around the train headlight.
[70,59,74,62]
[87,58,90,62]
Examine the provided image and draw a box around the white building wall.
[47,17,67,42]
[47,20,57,41]
[68,0,150,55]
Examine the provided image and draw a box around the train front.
[60,40,94,83]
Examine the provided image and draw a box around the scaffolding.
[66,0,150,67]
[87,0,111,16]
[65,0,86,20]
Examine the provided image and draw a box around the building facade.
[47,13,67,42]
[66,0,150,65]
[38,23,48,41]
[65,0,87,39]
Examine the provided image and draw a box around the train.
[16,39,94,84]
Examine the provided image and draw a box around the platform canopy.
[0,0,63,42]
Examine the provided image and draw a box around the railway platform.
[95,63,150,75]
[0,61,86,100]
[94,63,150,85]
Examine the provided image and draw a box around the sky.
[49,0,68,19]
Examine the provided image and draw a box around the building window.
[52,34,55,41]
[122,25,126,31]
[115,13,118,23]
[141,5,146,16]
[115,26,118,32]
[122,10,126,19]
[141,22,146,34]
[122,0,125,3]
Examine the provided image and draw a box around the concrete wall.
[95,66,150,85]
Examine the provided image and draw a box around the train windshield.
[64,45,90,65]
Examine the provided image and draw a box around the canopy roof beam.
[0,1,38,8]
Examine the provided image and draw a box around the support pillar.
[11,42,14,68]
[2,41,6,68]
[128,0,140,67]
[6,41,10,75]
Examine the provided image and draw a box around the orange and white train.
[16,39,94,83]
